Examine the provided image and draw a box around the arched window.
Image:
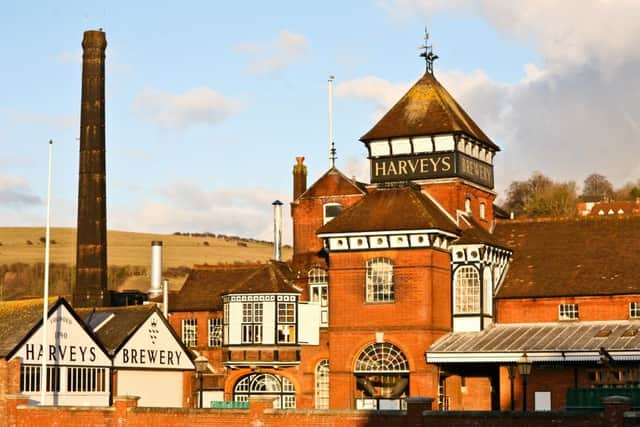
[354,342,409,410]
[366,258,394,303]
[315,359,330,409]
[454,266,481,314]
[464,197,472,213]
[234,373,296,409]
[479,202,486,220]
[309,268,329,326]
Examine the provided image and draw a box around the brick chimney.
[74,30,108,308]
[293,156,307,200]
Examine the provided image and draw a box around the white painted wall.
[262,301,276,344]
[453,316,481,332]
[118,370,183,407]
[298,302,320,345]
[228,302,242,344]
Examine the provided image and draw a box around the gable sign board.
[12,301,110,366]
[114,311,194,370]
[370,151,493,189]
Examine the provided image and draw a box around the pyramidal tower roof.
[360,71,499,151]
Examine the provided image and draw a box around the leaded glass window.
[454,266,480,313]
[366,258,394,303]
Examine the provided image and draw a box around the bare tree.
[582,173,614,199]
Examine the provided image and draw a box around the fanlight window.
[354,343,409,409]
[366,258,394,303]
[234,373,296,409]
[355,343,409,373]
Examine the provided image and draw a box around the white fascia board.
[609,352,640,361]
[318,229,459,239]
[426,351,598,364]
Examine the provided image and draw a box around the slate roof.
[298,167,367,200]
[493,216,640,299]
[428,321,640,363]
[0,298,56,357]
[360,72,498,150]
[317,185,459,235]
[171,261,299,312]
[76,304,156,355]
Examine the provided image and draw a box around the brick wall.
[421,180,495,230]
[0,359,20,427]
[328,248,451,408]
[497,295,640,323]
[2,394,632,427]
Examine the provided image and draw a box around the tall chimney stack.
[273,200,283,261]
[293,156,307,200]
[74,29,108,307]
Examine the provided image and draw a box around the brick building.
[167,43,640,414]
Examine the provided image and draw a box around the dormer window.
[323,203,343,225]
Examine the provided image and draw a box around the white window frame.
[315,359,330,409]
[366,258,394,303]
[208,317,223,347]
[277,302,296,344]
[309,268,329,326]
[323,203,343,225]
[631,302,640,319]
[464,197,472,213]
[559,303,579,321]
[241,302,263,344]
[454,266,481,314]
[20,365,61,393]
[181,318,198,347]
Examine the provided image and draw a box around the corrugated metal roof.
[428,321,640,363]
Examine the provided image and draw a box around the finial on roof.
[419,27,439,74]
[328,75,337,169]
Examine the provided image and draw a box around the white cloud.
[335,76,411,120]
[340,1,640,193]
[0,175,41,206]
[236,31,308,75]
[134,87,244,129]
[110,181,292,244]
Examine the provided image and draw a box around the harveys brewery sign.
[371,152,494,189]
[12,300,111,367]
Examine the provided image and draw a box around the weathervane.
[419,27,439,74]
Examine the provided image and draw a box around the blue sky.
[2,1,640,242]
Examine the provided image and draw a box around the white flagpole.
[40,140,53,405]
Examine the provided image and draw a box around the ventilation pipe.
[273,200,283,261]
[148,241,163,298]
[162,279,169,318]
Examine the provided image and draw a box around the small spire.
[419,27,439,74]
